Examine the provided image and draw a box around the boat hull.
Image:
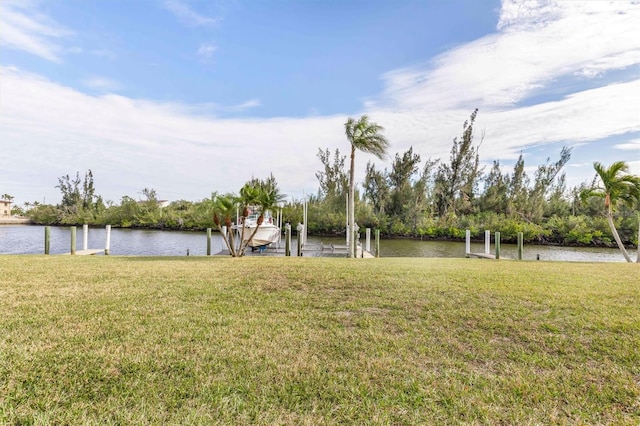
[238,224,280,248]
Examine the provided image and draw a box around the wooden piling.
[375,229,380,258]
[517,232,523,260]
[465,229,471,256]
[297,226,302,256]
[495,231,501,260]
[44,226,50,255]
[485,230,490,254]
[70,226,77,255]
[207,228,212,256]
[365,228,371,252]
[83,224,89,251]
[285,224,291,256]
[105,225,111,255]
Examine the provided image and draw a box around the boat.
[235,210,280,249]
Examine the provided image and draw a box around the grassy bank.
[1,256,638,425]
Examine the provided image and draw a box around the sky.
[1,0,639,208]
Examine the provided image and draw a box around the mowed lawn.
[0,255,638,425]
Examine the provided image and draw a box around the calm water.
[0,225,629,262]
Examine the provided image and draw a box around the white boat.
[236,210,280,249]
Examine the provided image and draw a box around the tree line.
[17,110,640,253]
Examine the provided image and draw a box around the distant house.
[0,199,12,217]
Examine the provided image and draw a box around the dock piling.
[207,228,212,256]
[465,230,471,256]
[70,226,77,255]
[296,224,303,256]
[105,225,111,255]
[365,228,371,252]
[285,224,291,256]
[517,232,523,260]
[375,229,380,258]
[485,230,490,254]
[44,226,50,255]
[83,224,89,251]
[495,231,501,260]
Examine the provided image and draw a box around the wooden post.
[495,231,501,260]
[517,232,523,260]
[44,226,50,255]
[465,229,471,257]
[207,228,212,256]
[303,196,308,247]
[297,227,302,256]
[375,229,380,258]
[485,230,490,254]
[285,224,291,256]
[353,229,358,258]
[83,224,89,251]
[365,228,371,252]
[105,225,111,255]
[70,226,77,255]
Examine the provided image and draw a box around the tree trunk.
[606,208,632,263]
[348,146,356,258]
[216,224,235,257]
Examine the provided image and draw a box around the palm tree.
[345,115,389,258]
[212,194,239,256]
[580,161,640,263]
[212,176,284,257]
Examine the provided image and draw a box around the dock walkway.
[467,252,510,260]
[63,249,104,255]
[216,243,374,258]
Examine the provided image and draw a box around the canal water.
[0,225,630,262]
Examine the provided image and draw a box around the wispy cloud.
[91,49,117,61]
[0,0,72,62]
[373,1,639,112]
[82,76,122,92]
[0,67,338,203]
[164,0,218,27]
[613,139,640,151]
[197,43,217,61]
[229,99,261,112]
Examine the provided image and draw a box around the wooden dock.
[216,244,375,258]
[63,249,104,256]
[466,252,510,260]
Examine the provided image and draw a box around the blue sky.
[1,0,639,207]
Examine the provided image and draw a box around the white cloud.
[0,67,342,205]
[164,0,218,27]
[197,43,217,61]
[373,1,640,112]
[613,139,640,151]
[0,0,72,62]
[230,99,261,111]
[82,76,122,92]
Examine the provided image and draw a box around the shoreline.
[0,217,33,225]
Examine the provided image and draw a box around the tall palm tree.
[345,115,389,258]
[581,161,640,263]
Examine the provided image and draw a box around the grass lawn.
[0,256,638,425]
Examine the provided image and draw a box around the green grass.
[1,256,638,425]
